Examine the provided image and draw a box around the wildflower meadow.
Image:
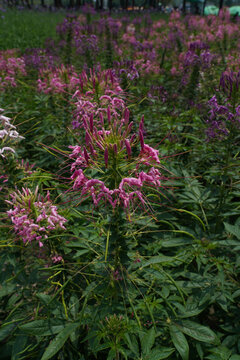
[1,5,240,360]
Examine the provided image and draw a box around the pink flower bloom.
[6,187,67,246]
[140,144,160,164]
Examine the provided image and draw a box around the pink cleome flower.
[6,187,67,247]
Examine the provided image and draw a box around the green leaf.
[140,328,155,356]
[145,347,175,360]
[224,223,240,240]
[170,325,189,360]
[206,345,232,360]
[19,319,65,336]
[11,335,28,360]
[230,356,240,360]
[0,284,16,299]
[0,323,16,341]
[41,323,79,360]
[124,333,139,356]
[174,320,219,344]
[141,256,176,268]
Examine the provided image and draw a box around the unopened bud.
[139,130,144,149]
[125,139,131,158]
[89,113,94,133]
[139,115,144,131]
[107,107,111,124]
[124,108,130,124]
[104,147,108,168]
[85,131,91,145]
[113,144,118,154]
[83,147,89,165]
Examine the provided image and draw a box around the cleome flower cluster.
[69,102,164,211]
[6,187,67,247]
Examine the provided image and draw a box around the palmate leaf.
[170,325,189,360]
[174,320,219,345]
[41,323,79,360]
[224,223,240,240]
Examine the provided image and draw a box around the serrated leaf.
[124,333,139,356]
[174,320,219,344]
[170,325,189,360]
[41,323,79,360]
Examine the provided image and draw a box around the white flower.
[0,147,15,157]
[0,130,8,139]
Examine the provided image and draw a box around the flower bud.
[139,130,144,149]
[85,131,91,146]
[83,146,89,165]
[139,115,144,131]
[113,144,118,154]
[89,113,94,133]
[125,139,131,158]
[104,147,108,168]
[107,107,111,125]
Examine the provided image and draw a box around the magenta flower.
[6,187,67,246]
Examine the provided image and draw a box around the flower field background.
[1,7,240,360]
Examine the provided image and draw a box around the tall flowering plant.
[68,106,168,269]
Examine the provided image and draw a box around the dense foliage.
[1,7,240,360]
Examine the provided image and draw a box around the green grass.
[0,10,66,51]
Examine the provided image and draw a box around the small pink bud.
[113,144,118,154]
[130,134,136,143]
[89,114,94,133]
[124,108,130,123]
[85,131,91,145]
[83,147,89,164]
[139,115,144,131]
[126,121,133,134]
[110,70,114,84]
[107,107,111,124]
[104,147,108,168]
[89,143,95,156]
[96,141,104,150]
[118,124,123,136]
[99,112,104,126]
[139,130,144,149]
[125,139,131,158]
